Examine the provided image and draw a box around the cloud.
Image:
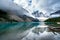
[0,0,29,15]
[52,2,60,10]
[0,0,60,18]
[14,0,60,15]
[38,0,60,14]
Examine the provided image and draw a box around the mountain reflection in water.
[0,22,60,40]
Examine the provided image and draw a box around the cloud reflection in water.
[0,22,60,40]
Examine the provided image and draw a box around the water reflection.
[0,22,60,40]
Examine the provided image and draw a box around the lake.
[0,22,60,40]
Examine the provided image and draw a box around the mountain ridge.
[45,10,60,22]
[0,10,39,22]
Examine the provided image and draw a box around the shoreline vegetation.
[44,17,60,22]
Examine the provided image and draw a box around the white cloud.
[0,0,60,18]
[0,0,29,15]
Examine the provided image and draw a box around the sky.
[0,0,60,18]
[14,0,60,15]
[0,0,29,16]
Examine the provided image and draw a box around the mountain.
[45,10,60,22]
[0,0,39,22]
[0,10,39,22]
[32,11,45,17]
[44,17,60,22]
[50,10,60,15]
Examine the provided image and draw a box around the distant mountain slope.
[44,17,60,22]
[50,10,60,15]
[0,10,39,22]
[45,10,60,22]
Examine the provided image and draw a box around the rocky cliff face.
[0,10,39,22]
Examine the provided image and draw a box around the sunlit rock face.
[32,11,44,17]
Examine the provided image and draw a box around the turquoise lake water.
[0,22,60,40]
